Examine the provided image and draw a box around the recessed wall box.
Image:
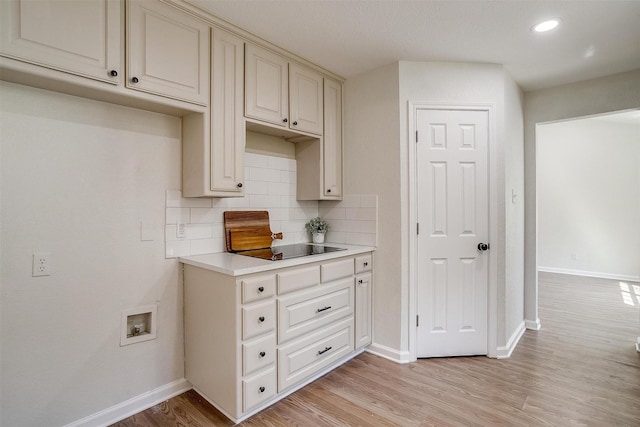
[120,305,157,346]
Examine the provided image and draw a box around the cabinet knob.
[364,262,368,267]
[292,121,298,126]
[282,118,288,123]
[326,189,332,193]
[109,70,118,77]
[237,182,243,188]
[131,77,139,83]
[258,316,265,323]
[259,351,266,358]
[258,286,264,293]
[358,279,364,284]
[259,386,266,393]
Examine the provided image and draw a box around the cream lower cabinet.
[183,253,372,423]
[355,254,373,348]
[0,0,122,85]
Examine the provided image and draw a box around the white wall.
[0,82,184,426]
[523,69,640,326]
[344,61,525,358]
[344,63,402,354]
[537,117,640,280]
[504,75,526,341]
[0,82,381,425]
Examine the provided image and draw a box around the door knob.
[477,243,489,251]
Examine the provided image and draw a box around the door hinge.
[415,130,419,142]
[416,223,420,235]
[416,315,419,327]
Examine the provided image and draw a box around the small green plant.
[305,217,329,234]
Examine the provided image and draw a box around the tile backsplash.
[166,152,377,258]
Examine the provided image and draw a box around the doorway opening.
[535,109,640,349]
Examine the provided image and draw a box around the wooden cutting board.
[229,226,283,251]
[224,211,282,251]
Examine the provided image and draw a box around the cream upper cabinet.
[244,43,289,127]
[210,28,245,194]
[296,77,344,200]
[323,78,343,198]
[182,27,245,197]
[0,0,122,85]
[126,0,209,105]
[245,44,323,136]
[289,63,323,135]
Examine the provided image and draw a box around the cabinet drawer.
[278,278,353,344]
[243,334,276,376]
[243,300,276,340]
[321,258,353,283]
[243,367,276,412]
[277,265,320,295]
[241,275,276,304]
[355,254,372,274]
[278,318,354,392]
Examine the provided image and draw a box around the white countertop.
[179,243,375,276]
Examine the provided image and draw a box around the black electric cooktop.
[236,244,346,261]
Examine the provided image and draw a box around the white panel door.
[0,0,121,84]
[416,108,489,357]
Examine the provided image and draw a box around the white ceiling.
[188,0,640,91]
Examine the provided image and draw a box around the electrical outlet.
[32,252,51,277]
[176,222,187,238]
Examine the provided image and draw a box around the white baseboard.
[64,378,191,427]
[525,318,541,330]
[496,321,526,359]
[366,342,412,364]
[538,266,640,282]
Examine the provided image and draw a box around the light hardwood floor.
[112,272,640,426]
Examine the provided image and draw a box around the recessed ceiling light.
[532,19,560,33]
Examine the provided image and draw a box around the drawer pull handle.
[316,306,332,313]
[258,316,265,322]
[259,351,266,358]
[259,386,266,393]
[258,286,264,293]
[318,346,332,356]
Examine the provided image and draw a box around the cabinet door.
[211,28,245,193]
[323,78,343,198]
[0,0,122,84]
[245,43,288,127]
[289,63,323,135]
[355,272,372,349]
[127,0,209,105]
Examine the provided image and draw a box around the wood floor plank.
[111,272,640,426]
